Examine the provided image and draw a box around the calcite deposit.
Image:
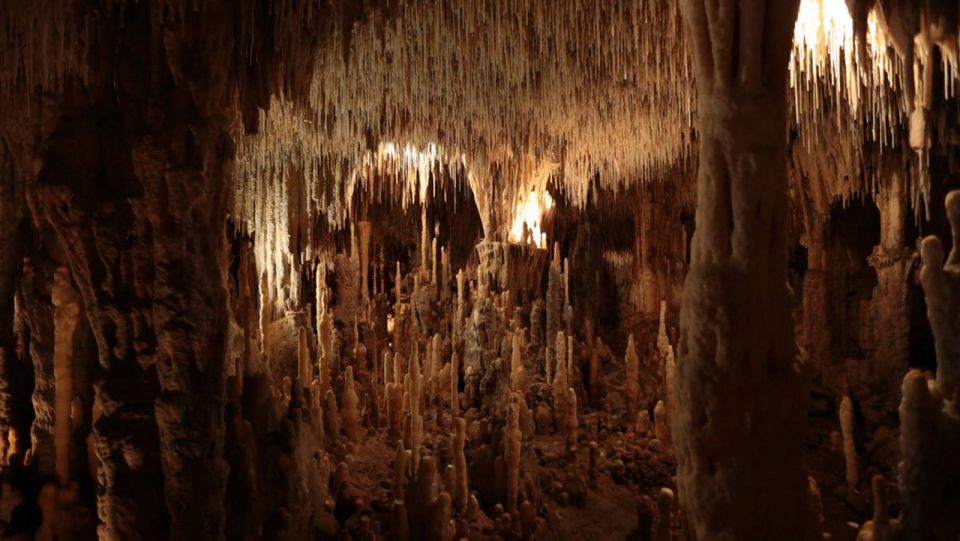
[0,0,958,540]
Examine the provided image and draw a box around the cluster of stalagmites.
[207,228,683,540]
[852,190,960,541]
[0,197,692,540]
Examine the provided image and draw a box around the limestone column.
[867,164,914,421]
[21,256,55,475]
[800,202,833,386]
[0,154,26,448]
[33,3,239,539]
[674,1,814,539]
[51,267,80,484]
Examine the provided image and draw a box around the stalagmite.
[319,310,334,398]
[653,401,669,447]
[431,334,442,403]
[919,190,960,400]
[504,392,523,515]
[452,417,468,513]
[839,394,858,488]
[553,332,567,404]
[441,248,451,302]
[387,381,404,440]
[625,334,640,426]
[653,487,674,541]
[342,366,363,444]
[564,388,578,453]
[393,444,409,496]
[450,352,460,420]
[421,208,430,276]
[396,262,403,305]
[546,245,563,384]
[589,338,601,406]
[359,221,372,302]
[510,334,528,395]
[325,390,342,444]
[431,238,438,290]
[425,491,451,541]
[856,475,897,541]
[663,346,675,427]
[890,189,960,540]
[519,500,537,540]
[409,349,423,472]
[637,410,652,440]
[390,499,411,541]
[297,327,311,388]
[51,267,79,484]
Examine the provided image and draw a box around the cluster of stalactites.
[233,0,693,233]
[232,0,960,275]
[790,0,960,217]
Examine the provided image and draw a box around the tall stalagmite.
[674,1,814,539]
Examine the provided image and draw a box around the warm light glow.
[509,191,553,246]
[792,0,855,84]
[370,141,446,204]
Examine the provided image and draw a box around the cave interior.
[1,0,960,540]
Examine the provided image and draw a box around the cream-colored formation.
[891,189,960,540]
[674,1,816,539]
[625,334,640,426]
[51,267,80,485]
[839,394,858,489]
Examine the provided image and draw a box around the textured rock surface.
[674,1,814,539]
